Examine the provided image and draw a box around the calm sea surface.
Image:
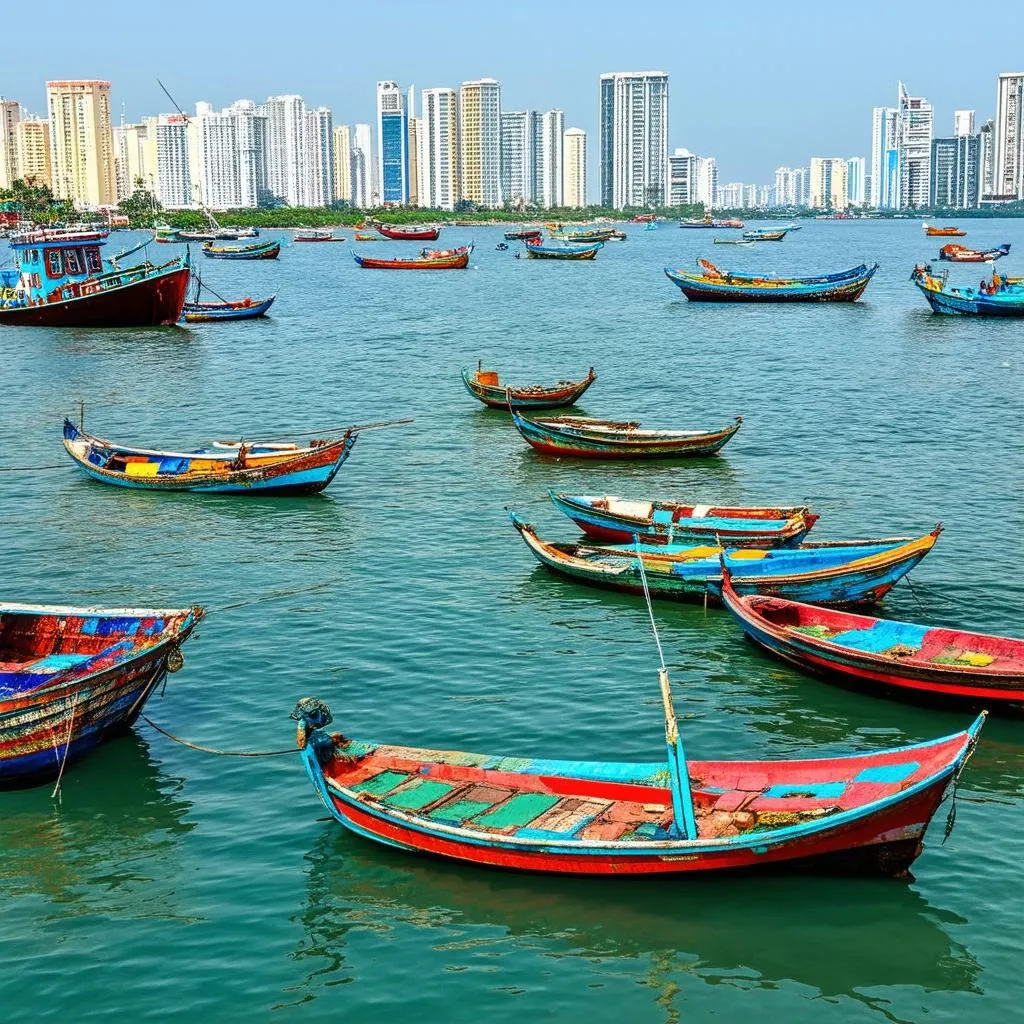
[2,220,1022,1023]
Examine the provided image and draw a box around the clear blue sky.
[5,0,1023,182]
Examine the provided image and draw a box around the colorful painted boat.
[62,419,357,495]
[665,261,878,302]
[548,492,819,547]
[354,233,380,242]
[202,239,281,260]
[293,229,346,242]
[924,224,966,237]
[714,238,754,246]
[511,409,742,459]
[504,228,543,241]
[694,258,867,285]
[461,364,596,409]
[938,243,1010,263]
[182,294,275,322]
[550,228,615,244]
[721,575,1024,714]
[0,227,189,327]
[680,218,744,229]
[153,223,182,243]
[0,603,203,786]
[374,223,441,241]
[352,244,472,270]
[291,689,983,877]
[509,515,942,607]
[743,229,788,241]
[524,241,602,260]
[910,265,1024,317]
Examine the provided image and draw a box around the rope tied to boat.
[633,535,666,672]
[141,715,294,757]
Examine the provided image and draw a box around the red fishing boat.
[374,222,442,241]
[721,572,1024,714]
[0,228,189,327]
[938,243,1010,263]
[352,244,472,270]
[924,224,966,237]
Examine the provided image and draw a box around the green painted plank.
[385,779,454,810]
[353,770,409,796]
[427,798,494,824]
[472,793,559,829]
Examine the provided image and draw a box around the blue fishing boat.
[910,265,1024,317]
[509,514,942,607]
[524,240,602,260]
[665,260,878,302]
[202,239,280,260]
[0,602,202,786]
[182,294,276,322]
[742,228,788,241]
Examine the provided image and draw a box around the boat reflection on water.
[290,829,981,1010]
[0,735,194,918]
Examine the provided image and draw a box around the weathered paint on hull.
[0,266,189,327]
[461,370,596,410]
[182,296,275,322]
[915,283,1024,317]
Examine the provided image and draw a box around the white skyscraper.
[562,127,587,208]
[459,78,502,207]
[846,156,866,206]
[352,122,372,207]
[149,114,192,208]
[419,88,458,210]
[599,71,669,208]
[304,106,333,207]
[994,73,1024,199]
[870,105,899,208]
[668,148,698,206]
[538,109,564,208]
[897,82,932,209]
[229,100,269,208]
[499,111,537,207]
[0,98,21,189]
[261,95,307,206]
[953,110,976,138]
[694,156,717,207]
[190,101,239,208]
[113,121,151,202]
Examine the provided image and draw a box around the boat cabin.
[2,228,109,307]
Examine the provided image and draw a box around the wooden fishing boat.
[680,218,744,229]
[352,244,471,270]
[548,492,819,547]
[291,687,983,878]
[721,574,1024,714]
[525,241,602,260]
[504,228,543,241]
[153,223,182,243]
[62,419,357,495]
[938,243,1010,263]
[743,229,788,241]
[0,603,203,786]
[461,363,596,409]
[374,222,441,241]
[202,239,281,260]
[293,229,346,243]
[509,515,942,607]
[910,265,1024,317]
[607,229,627,240]
[714,238,754,246]
[924,224,966,237]
[178,230,217,242]
[665,261,878,302]
[354,233,380,242]
[550,228,615,244]
[182,294,275,322]
[0,227,189,328]
[511,409,742,459]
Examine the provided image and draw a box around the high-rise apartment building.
[774,166,794,206]
[261,95,306,207]
[669,148,698,206]
[419,89,457,209]
[113,122,151,201]
[332,125,352,204]
[897,82,932,209]
[846,156,866,206]
[191,102,238,208]
[46,80,117,207]
[407,113,419,206]
[230,100,269,209]
[979,118,996,198]
[695,156,717,207]
[931,134,981,209]
[954,110,976,138]
[499,110,539,207]
[147,113,192,208]
[459,79,502,207]
[15,119,52,187]
[0,98,20,189]
[599,71,668,208]
[538,109,564,208]
[994,73,1024,199]
[562,128,587,208]
[352,123,372,207]
[809,157,849,210]
[376,82,409,205]
[870,106,899,208]
[305,106,333,207]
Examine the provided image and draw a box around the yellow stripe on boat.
[124,461,160,477]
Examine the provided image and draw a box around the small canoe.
[714,238,754,246]
[550,229,615,244]
[292,694,983,878]
[525,241,601,260]
[721,575,1024,714]
[938,243,1010,263]
[924,224,966,237]
[505,228,543,241]
[461,364,596,409]
[62,419,357,495]
[548,492,819,547]
[353,245,471,270]
[665,262,878,302]
[293,229,346,242]
[202,240,281,260]
[182,294,275,322]
[1,602,203,786]
[511,409,742,459]
[509,514,942,607]
[374,223,441,241]
[910,265,1024,316]
[743,229,787,241]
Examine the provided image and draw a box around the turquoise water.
[2,221,1022,1022]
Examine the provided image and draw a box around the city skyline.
[1,0,1021,183]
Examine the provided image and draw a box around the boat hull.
[0,265,189,327]
[912,278,1024,316]
[665,265,877,302]
[203,242,280,260]
[376,225,441,240]
[353,251,469,269]
[182,295,276,322]
[462,368,596,409]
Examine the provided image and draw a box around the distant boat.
[524,240,602,260]
[714,238,754,245]
[373,222,441,241]
[742,228,788,242]
[550,228,616,243]
[665,260,878,302]
[461,363,596,409]
[681,217,745,229]
[938,243,1010,263]
[354,232,380,241]
[924,224,966,237]
[293,228,346,242]
[504,227,543,241]
[202,239,281,260]
[352,244,472,269]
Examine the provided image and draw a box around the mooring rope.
[141,714,293,757]
[633,536,667,672]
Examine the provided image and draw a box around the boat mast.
[633,538,698,840]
